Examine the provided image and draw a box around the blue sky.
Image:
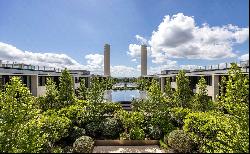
[0,0,249,76]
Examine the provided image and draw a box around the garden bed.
[94,140,159,146]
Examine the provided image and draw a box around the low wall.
[94,140,159,146]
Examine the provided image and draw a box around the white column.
[160,77,165,93]
[212,75,219,101]
[31,75,38,96]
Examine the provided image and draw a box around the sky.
[0,0,249,77]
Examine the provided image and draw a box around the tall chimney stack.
[141,45,147,76]
[104,44,110,76]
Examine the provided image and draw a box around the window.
[38,76,46,86]
[75,77,79,83]
[204,76,212,86]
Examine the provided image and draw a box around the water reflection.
[104,90,146,102]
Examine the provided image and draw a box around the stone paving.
[92,145,165,153]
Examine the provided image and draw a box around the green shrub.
[129,127,145,140]
[145,110,175,134]
[183,111,249,153]
[169,107,192,128]
[40,110,72,142]
[119,132,130,140]
[59,69,75,106]
[101,117,123,139]
[0,77,47,153]
[146,125,162,140]
[116,110,144,132]
[167,129,194,153]
[73,136,94,153]
[173,70,192,108]
[85,121,102,138]
[76,104,102,127]
[39,77,60,111]
[63,146,73,153]
[98,102,122,115]
[69,126,86,142]
[50,146,64,153]
[58,104,86,125]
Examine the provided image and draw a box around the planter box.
[94,140,159,146]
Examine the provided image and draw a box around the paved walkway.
[92,145,165,153]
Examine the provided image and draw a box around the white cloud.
[111,65,139,77]
[135,35,147,45]
[127,44,141,58]
[149,60,178,74]
[85,54,104,66]
[127,44,151,61]
[131,58,137,62]
[84,53,104,74]
[0,42,140,77]
[148,13,249,62]
[238,53,249,61]
[0,42,86,70]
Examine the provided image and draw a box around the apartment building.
[159,61,249,101]
[0,60,91,97]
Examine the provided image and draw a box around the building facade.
[159,61,249,101]
[0,61,91,97]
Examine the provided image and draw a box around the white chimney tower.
[141,45,147,76]
[104,44,110,76]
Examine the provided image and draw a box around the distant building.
[0,60,91,97]
[158,60,249,101]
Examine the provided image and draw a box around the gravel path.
[92,145,165,153]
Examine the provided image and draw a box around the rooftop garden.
[0,63,249,153]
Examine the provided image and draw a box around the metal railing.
[0,60,62,72]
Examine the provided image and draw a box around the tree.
[147,79,165,111]
[39,77,60,110]
[192,76,211,111]
[219,63,249,118]
[0,77,47,153]
[173,70,192,108]
[87,77,105,104]
[77,78,87,100]
[218,63,249,142]
[59,69,75,106]
[137,77,150,91]
[164,77,174,101]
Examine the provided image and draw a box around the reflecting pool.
[104,90,146,102]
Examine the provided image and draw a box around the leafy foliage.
[167,129,194,153]
[119,132,130,140]
[77,78,88,100]
[164,77,174,101]
[136,77,151,91]
[0,77,46,153]
[59,68,75,106]
[101,117,123,139]
[40,110,72,143]
[38,77,60,110]
[73,136,94,153]
[192,76,212,111]
[218,63,249,122]
[129,127,145,140]
[116,110,144,133]
[169,107,192,128]
[68,126,86,143]
[173,70,192,108]
[86,77,105,104]
[145,125,162,140]
[184,111,248,153]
